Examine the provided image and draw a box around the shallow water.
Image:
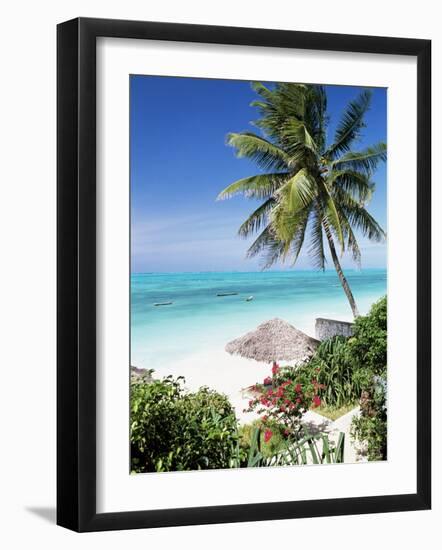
[131,269,386,371]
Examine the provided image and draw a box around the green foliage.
[239,420,289,458]
[236,425,345,467]
[350,295,387,378]
[131,376,345,472]
[302,335,362,408]
[130,377,240,472]
[298,295,387,461]
[351,373,387,461]
[299,296,387,409]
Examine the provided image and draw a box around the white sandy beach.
[162,348,273,424]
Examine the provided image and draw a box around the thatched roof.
[225,318,319,364]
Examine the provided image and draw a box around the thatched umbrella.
[226,318,319,365]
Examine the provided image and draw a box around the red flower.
[295,383,302,393]
[284,429,290,437]
[312,395,321,408]
[261,415,268,423]
[264,429,273,443]
[263,376,272,386]
[272,362,280,375]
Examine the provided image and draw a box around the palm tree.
[217,83,386,318]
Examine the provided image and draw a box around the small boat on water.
[216,292,238,297]
[245,295,254,302]
[153,301,173,306]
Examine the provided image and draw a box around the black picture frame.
[57,17,431,532]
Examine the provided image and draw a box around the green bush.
[351,373,387,460]
[302,335,362,408]
[300,296,387,408]
[349,295,387,378]
[130,376,240,472]
[293,296,387,461]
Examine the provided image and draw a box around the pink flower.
[312,395,321,408]
[272,362,280,376]
[263,376,272,386]
[264,429,273,443]
[261,415,268,423]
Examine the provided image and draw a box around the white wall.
[0,1,439,548]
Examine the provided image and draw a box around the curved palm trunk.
[324,226,360,318]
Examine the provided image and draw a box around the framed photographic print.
[57,17,431,532]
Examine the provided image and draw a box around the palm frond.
[336,204,362,266]
[250,81,274,102]
[281,168,317,215]
[237,198,276,238]
[227,132,291,171]
[338,191,386,241]
[268,199,311,262]
[326,90,372,159]
[251,82,307,145]
[217,173,289,201]
[308,206,326,270]
[328,169,374,204]
[286,209,310,265]
[281,118,317,157]
[316,178,344,251]
[245,225,287,268]
[332,142,387,176]
[305,85,328,153]
[346,224,362,266]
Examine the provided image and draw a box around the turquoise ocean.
[131,269,387,371]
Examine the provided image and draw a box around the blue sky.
[130,76,387,273]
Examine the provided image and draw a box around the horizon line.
[131,267,387,275]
